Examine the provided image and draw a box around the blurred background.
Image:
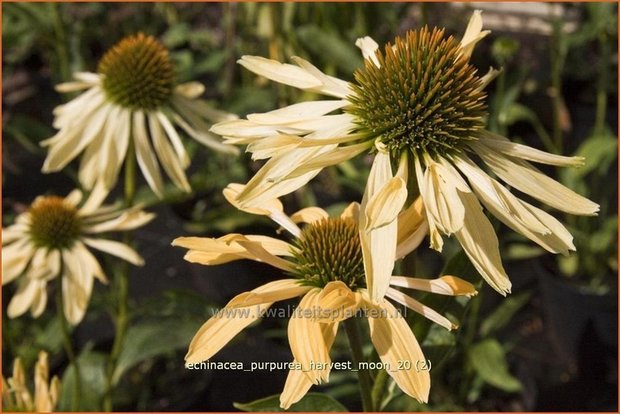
[2,2,618,411]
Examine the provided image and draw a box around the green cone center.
[98,33,174,110]
[29,196,82,250]
[290,217,365,289]
[348,27,487,158]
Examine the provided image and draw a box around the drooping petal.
[2,239,35,285]
[133,110,165,197]
[223,183,301,237]
[280,322,339,409]
[227,279,311,308]
[42,100,110,172]
[61,247,93,325]
[7,278,41,318]
[478,131,585,167]
[454,191,512,296]
[360,151,399,301]
[414,157,443,251]
[148,113,191,192]
[185,288,273,365]
[386,287,456,330]
[455,155,575,254]
[396,197,429,259]
[315,281,361,323]
[390,275,477,297]
[82,238,144,266]
[288,289,331,384]
[474,143,599,216]
[366,298,430,403]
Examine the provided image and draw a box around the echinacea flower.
[172,184,476,408]
[212,11,599,297]
[2,351,60,412]
[42,33,239,198]
[2,184,155,324]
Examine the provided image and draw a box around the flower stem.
[103,143,136,411]
[343,317,374,412]
[56,284,81,411]
[371,368,389,411]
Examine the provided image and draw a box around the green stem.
[371,368,390,411]
[550,19,566,154]
[57,284,81,411]
[343,317,374,412]
[103,143,136,411]
[50,3,71,83]
[594,30,610,135]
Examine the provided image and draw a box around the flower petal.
[228,279,311,307]
[133,110,165,197]
[355,36,380,67]
[315,281,361,322]
[238,55,322,89]
[82,238,144,266]
[390,275,477,297]
[280,322,339,409]
[386,287,456,330]
[479,131,584,167]
[288,289,331,384]
[223,183,301,237]
[366,298,430,403]
[185,291,272,365]
[148,113,191,192]
[460,10,490,60]
[2,239,34,285]
[396,197,428,259]
[454,191,512,295]
[474,143,599,215]
[290,207,329,225]
[360,152,400,301]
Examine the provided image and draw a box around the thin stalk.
[103,143,136,411]
[371,368,390,411]
[550,19,566,154]
[594,30,610,135]
[50,3,71,83]
[343,317,374,412]
[57,283,81,411]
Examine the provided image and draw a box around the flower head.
[2,184,155,324]
[173,184,476,408]
[42,33,239,198]
[2,351,60,412]
[211,11,598,298]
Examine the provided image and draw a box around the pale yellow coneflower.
[172,184,476,408]
[211,11,599,298]
[2,351,60,412]
[2,184,154,324]
[41,33,239,198]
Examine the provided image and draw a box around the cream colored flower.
[2,351,60,412]
[211,11,598,297]
[173,184,476,408]
[42,33,238,198]
[2,184,155,324]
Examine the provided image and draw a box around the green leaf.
[467,339,522,392]
[112,318,202,384]
[296,25,363,74]
[234,393,348,412]
[571,132,618,178]
[58,348,107,411]
[479,291,532,336]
